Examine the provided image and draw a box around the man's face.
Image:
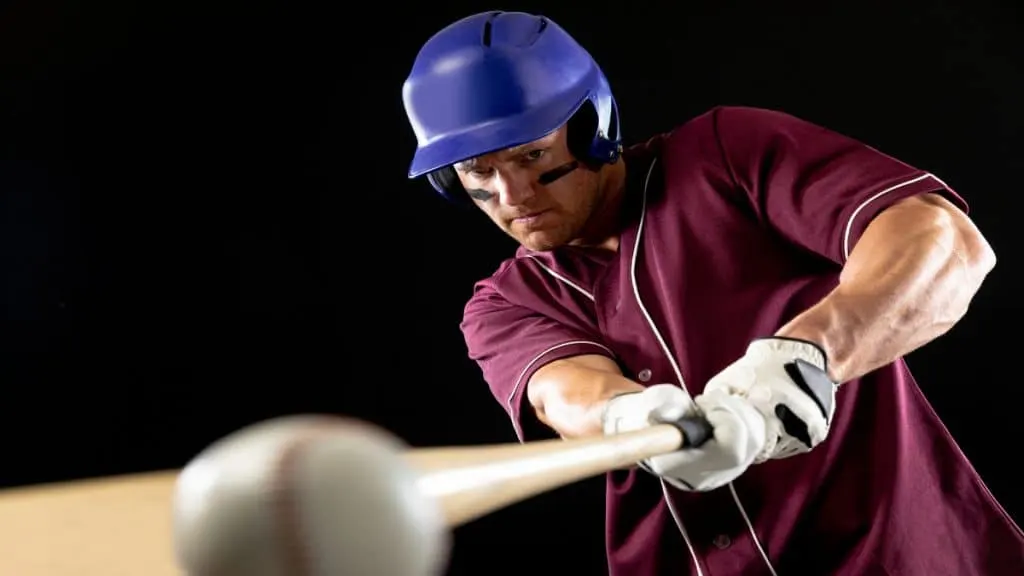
[455,125,603,252]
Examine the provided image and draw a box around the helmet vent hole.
[482,21,492,46]
[533,18,548,42]
[482,11,503,47]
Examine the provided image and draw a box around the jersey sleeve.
[712,106,968,264]
[460,272,615,443]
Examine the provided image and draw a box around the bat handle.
[673,415,713,448]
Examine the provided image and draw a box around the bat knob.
[676,416,713,448]
[172,415,450,576]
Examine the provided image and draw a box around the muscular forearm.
[526,355,644,439]
[777,193,996,383]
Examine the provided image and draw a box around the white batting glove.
[602,384,766,492]
[702,337,838,462]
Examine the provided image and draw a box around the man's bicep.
[714,106,968,264]
[461,285,614,442]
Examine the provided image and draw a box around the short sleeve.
[460,274,615,443]
[712,106,968,264]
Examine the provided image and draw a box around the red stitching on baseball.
[270,418,346,576]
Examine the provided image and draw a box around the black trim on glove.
[747,337,836,449]
[776,359,836,447]
[785,358,835,418]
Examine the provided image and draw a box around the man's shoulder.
[466,247,588,312]
[622,106,731,162]
[468,248,551,299]
[623,105,803,174]
[677,105,824,141]
[640,105,794,146]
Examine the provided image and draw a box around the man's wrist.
[773,326,843,382]
[751,336,828,369]
[772,290,864,383]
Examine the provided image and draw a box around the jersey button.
[638,369,652,382]
[712,535,731,549]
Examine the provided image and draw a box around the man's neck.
[569,160,628,252]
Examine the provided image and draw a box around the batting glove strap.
[706,337,838,462]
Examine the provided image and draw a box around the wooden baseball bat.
[407,420,708,527]
[0,469,181,576]
[0,417,709,576]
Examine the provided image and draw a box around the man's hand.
[702,337,838,462]
[601,384,766,492]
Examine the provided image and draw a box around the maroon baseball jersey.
[461,106,1024,575]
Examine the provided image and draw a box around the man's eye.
[524,150,545,161]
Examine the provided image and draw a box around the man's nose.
[495,170,536,206]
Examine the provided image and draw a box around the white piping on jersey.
[524,255,596,301]
[506,340,614,441]
[630,157,705,576]
[841,172,941,261]
[523,156,782,575]
[729,483,778,576]
[631,158,778,576]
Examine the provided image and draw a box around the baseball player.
[401,10,1024,576]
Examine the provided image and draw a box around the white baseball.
[172,415,450,576]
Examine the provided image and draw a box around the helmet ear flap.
[566,101,597,164]
[427,166,469,203]
[429,100,619,201]
[566,99,621,169]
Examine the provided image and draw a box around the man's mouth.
[512,209,550,225]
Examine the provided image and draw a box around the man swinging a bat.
[402,10,1024,576]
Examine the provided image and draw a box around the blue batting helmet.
[402,11,622,201]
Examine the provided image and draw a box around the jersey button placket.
[637,368,652,382]
[712,534,731,550]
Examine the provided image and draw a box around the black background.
[2,1,1021,574]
